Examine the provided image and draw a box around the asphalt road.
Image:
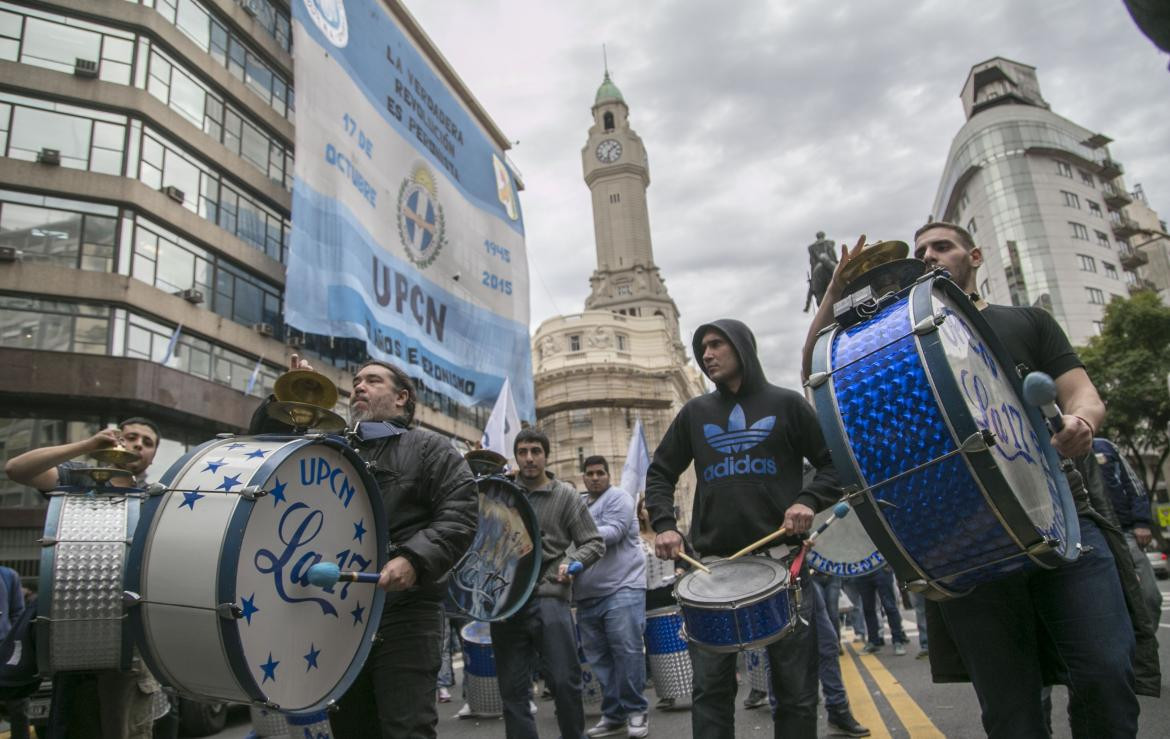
[202,577,1170,738]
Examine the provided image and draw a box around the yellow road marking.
[856,649,945,738]
[838,643,892,738]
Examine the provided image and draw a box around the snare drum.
[674,558,794,652]
[808,274,1079,599]
[644,607,692,700]
[126,435,386,713]
[37,489,143,674]
[446,475,541,622]
[459,621,502,717]
[805,505,885,578]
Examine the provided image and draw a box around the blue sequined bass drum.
[807,274,1080,599]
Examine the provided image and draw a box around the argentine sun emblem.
[303,0,348,48]
[396,165,447,269]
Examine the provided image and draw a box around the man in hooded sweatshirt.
[645,320,850,739]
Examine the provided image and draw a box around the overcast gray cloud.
[405,0,1170,388]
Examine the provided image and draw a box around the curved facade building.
[0,0,501,577]
[931,58,1157,346]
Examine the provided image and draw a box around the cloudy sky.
[405,0,1170,389]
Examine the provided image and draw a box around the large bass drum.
[807,274,1080,599]
[126,435,386,713]
[445,475,540,622]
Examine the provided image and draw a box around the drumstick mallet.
[307,562,379,587]
[677,552,712,575]
[1021,372,1077,472]
[790,502,851,579]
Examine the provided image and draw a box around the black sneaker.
[742,689,769,709]
[827,706,871,737]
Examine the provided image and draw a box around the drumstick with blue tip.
[1021,372,1064,433]
[306,562,379,587]
[802,502,851,549]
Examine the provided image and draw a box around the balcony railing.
[1097,158,1124,180]
[1111,214,1141,239]
[1103,185,1132,211]
[1119,246,1149,270]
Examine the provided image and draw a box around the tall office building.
[930,57,1166,345]
[0,1,509,576]
[532,72,704,521]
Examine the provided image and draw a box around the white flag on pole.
[480,378,521,463]
[245,356,265,396]
[619,417,651,500]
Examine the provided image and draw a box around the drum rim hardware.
[674,557,797,653]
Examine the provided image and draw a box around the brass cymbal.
[273,369,339,410]
[267,400,347,432]
[73,467,132,485]
[465,449,507,476]
[837,240,910,286]
[91,445,141,466]
[843,258,927,298]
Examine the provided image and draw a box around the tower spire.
[603,44,609,77]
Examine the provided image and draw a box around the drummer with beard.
[801,227,1156,738]
[645,320,841,739]
[249,357,477,739]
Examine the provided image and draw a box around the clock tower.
[582,71,681,345]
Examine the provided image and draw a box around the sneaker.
[456,703,473,719]
[655,695,675,710]
[893,643,907,656]
[628,712,649,738]
[437,686,451,703]
[586,718,627,737]
[529,699,538,715]
[743,689,769,709]
[861,643,881,654]
[916,648,930,660]
[827,705,871,737]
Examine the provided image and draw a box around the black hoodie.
[644,319,840,557]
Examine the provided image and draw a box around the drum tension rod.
[839,430,997,507]
[216,602,244,620]
[239,485,268,500]
[912,313,946,336]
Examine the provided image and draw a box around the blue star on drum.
[353,519,367,543]
[179,491,204,510]
[240,593,259,625]
[304,644,321,671]
[202,458,227,474]
[260,652,279,683]
[269,479,287,506]
[245,448,269,459]
[350,602,365,626]
[216,474,242,492]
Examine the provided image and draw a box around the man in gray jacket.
[491,429,604,739]
[574,456,649,738]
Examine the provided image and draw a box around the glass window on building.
[0,416,102,508]
[1061,191,1080,209]
[1086,287,1105,305]
[1,93,127,174]
[616,333,628,351]
[0,295,110,354]
[1079,170,1095,187]
[1069,222,1090,240]
[568,334,581,352]
[1103,262,1118,280]
[1056,160,1073,178]
[1095,230,1111,248]
[0,192,118,271]
[1086,200,1102,217]
[1077,254,1096,272]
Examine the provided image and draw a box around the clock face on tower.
[595,139,622,164]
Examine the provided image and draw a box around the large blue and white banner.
[290,0,533,418]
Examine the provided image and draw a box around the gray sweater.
[573,486,646,602]
[523,476,605,600]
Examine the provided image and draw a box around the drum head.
[446,476,541,622]
[675,558,787,606]
[460,621,492,646]
[926,284,1073,559]
[806,506,885,577]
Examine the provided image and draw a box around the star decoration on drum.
[352,519,366,543]
[216,474,242,492]
[241,593,259,625]
[304,644,321,671]
[225,442,248,450]
[260,653,279,683]
[179,491,205,510]
[269,479,287,507]
[202,458,227,474]
[245,448,269,459]
[350,602,365,626]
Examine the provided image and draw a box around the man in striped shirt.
[490,428,605,739]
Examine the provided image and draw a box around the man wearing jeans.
[574,456,649,738]
[491,429,604,739]
[855,565,909,655]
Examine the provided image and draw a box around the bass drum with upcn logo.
[125,435,386,713]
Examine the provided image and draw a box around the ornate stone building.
[532,72,705,527]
